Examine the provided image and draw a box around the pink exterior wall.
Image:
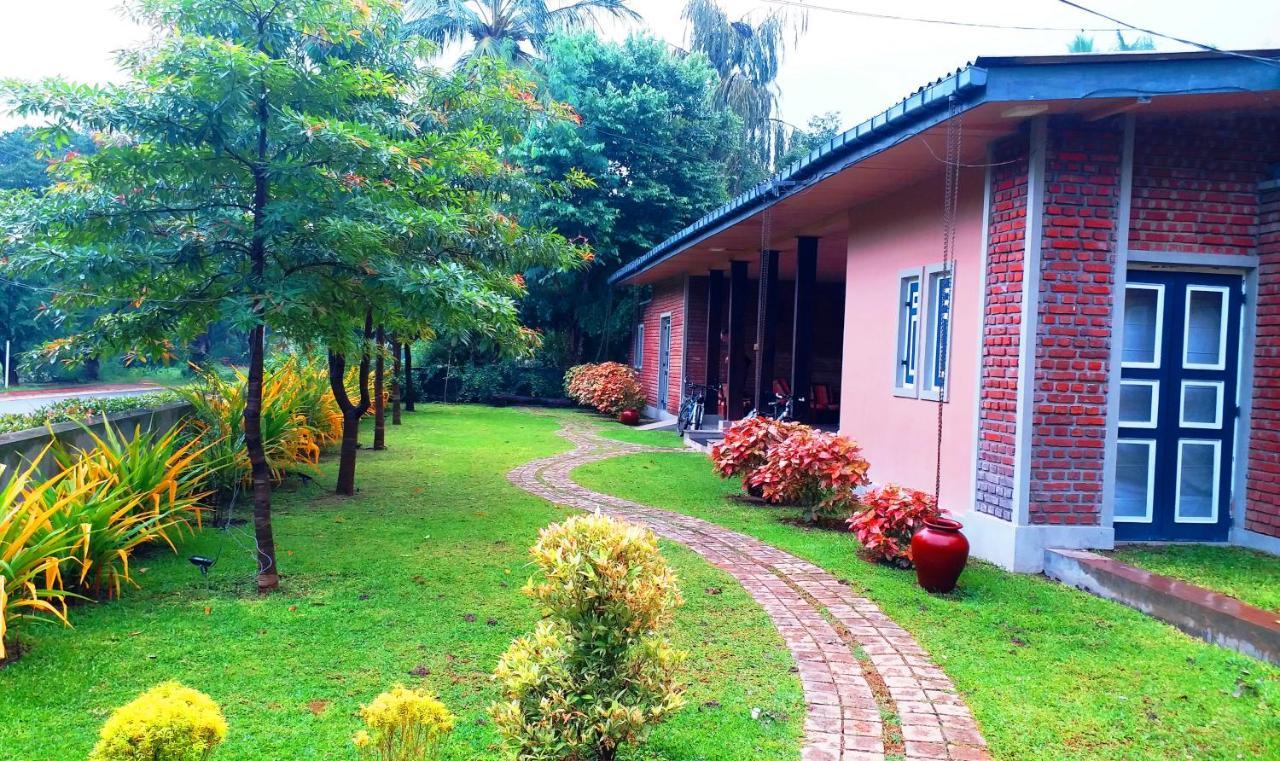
[839,168,985,513]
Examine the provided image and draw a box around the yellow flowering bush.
[353,685,454,760]
[491,513,686,760]
[89,682,226,761]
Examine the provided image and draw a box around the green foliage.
[89,682,226,761]
[0,392,179,436]
[516,33,740,361]
[492,513,686,760]
[777,111,842,168]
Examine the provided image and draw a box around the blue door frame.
[1115,270,1242,542]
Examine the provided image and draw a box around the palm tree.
[406,0,639,66]
[681,0,806,181]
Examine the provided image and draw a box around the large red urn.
[619,409,641,426]
[911,517,969,593]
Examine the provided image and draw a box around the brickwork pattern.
[508,418,989,761]
[1027,118,1123,525]
[1246,184,1280,538]
[632,278,686,413]
[974,134,1029,521]
[1129,116,1280,254]
[686,275,709,393]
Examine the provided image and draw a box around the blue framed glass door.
[1115,270,1241,542]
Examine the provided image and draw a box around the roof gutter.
[609,64,989,285]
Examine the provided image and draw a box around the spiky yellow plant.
[0,451,80,661]
[89,681,226,761]
[354,685,454,761]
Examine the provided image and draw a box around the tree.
[405,0,638,66]
[2,0,582,589]
[777,110,842,168]
[681,0,805,183]
[1068,31,1155,53]
[514,33,740,363]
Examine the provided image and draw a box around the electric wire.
[761,0,1122,32]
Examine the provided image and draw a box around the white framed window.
[894,269,922,396]
[1174,439,1221,523]
[921,265,954,401]
[1118,380,1160,428]
[1114,439,1156,523]
[1183,286,1229,370]
[633,323,645,369]
[1179,380,1223,429]
[1121,283,1164,369]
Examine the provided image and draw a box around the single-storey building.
[609,50,1280,571]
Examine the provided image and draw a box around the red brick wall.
[686,276,709,395]
[975,133,1029,521]
[1246,183,1280,538]
[1027,117,1123,525]
[1129,116,1278,254]
[630,277,686,413]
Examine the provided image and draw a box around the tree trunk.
[391,338,402,425]
[330,310,374,496]
[244,323,278,591]
[373,324,387,450]
[403,341,415,412]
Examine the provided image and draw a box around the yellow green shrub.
[491,513,686,760]
[353,684,454,761]
[89,681,226,761]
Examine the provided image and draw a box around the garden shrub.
[0,456,75,662]
[563,362,645,416]
[491,513,686,760]
[747,427,871,522]
[710,416,804,482]
[846,484,940,564]
[352,685,454,761]
[88,681,226,761]
[0,392,179,436]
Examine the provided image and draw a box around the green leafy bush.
[0,392,180,436]
[491,513,686,760]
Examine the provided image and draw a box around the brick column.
[1246,180,1280,538]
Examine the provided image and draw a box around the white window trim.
[893,267,923,398]
[1121,283,1164,370]
[1174,438,1222,524]
[1118,379,1160,429]
[1182,285,1230,371]
[633,323,645,369]
[1179,380,1224,430]
[921,262,954,403]
[1114,438,1157,523]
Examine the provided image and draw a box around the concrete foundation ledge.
[1044,548,1280,664]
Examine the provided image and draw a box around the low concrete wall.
[1045,548,1279,664]
[0,402,194,486]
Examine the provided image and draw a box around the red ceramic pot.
[619,409,641,426]
[911,517,969,593]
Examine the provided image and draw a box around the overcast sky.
[2,0,1278,132]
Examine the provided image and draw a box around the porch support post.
[725,261,750,421]
[791,236,818,422]
[704,270,723,389]
[753,249,780,413]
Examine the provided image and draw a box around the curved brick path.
[507,419,990,761]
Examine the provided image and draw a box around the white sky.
[2,0,1278,132]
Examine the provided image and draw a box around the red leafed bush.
[710,416,804,481]
[846,484,940,564]
[747,428,871,522]
[564,362,645,417]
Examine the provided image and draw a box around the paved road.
[0,385,161,415]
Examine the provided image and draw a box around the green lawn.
[1106,544,1280,613]
[0,406,802,761]
[572,439,1280,761]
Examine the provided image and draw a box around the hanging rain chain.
[935,95,964,504]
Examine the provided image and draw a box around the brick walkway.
[507,419,990,761]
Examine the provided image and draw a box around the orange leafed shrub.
[747,428,871,522]
[846,484,940,564]
[710,416,804,481]
[564,362,645,416]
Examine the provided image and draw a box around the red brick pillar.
[1245,180,1280,537]
[1026,117,1123,526]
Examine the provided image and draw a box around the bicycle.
[744,390,795,422]
[677,382,718,433]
